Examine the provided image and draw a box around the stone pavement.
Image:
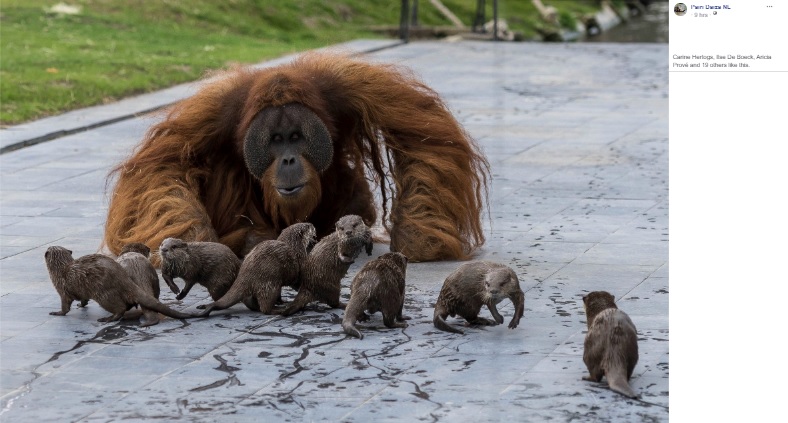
[0,39,668,422]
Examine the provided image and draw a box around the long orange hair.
[105,52,489,262]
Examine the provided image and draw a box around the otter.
[159,238,241,304]
[279,215,373,316]
[433,261,524,334]
[116,243,162,326]
[342,252,410,339]
[581,290,639,399]
[44,246,197,323]
[197,223,316,316]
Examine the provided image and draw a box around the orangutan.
[104,52,489,263]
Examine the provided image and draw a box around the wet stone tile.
[0,40,669,422]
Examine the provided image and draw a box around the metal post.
[473,0,486,33]
[399,0,410,42]
[411,0,419,27]
[493,0,499,41]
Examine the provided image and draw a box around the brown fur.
[44,246,197,323]
[279,215,373,316]
[116,243,161,326]
[342,252,410,339]
[433,261,524,334]
[159,238,242,305]
[582,291,639,399]
[197,223,316,316]
[104,52,489,263]
[260,160,323,230]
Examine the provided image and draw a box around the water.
[585,0,669,43]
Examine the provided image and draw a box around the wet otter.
[342,252,410,339]
[433,261,524,334]
[279,215,373,316]
[116,243,161,326]
[582,291,639,398]
[45,246,197,323]
[197,223,316,316]
[159,238,241,304]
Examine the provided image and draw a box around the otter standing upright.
[581,291,639,399]
[279,215,373,316]
[433,261,524,334]
[116,243,162,326]
[342,252,410,339]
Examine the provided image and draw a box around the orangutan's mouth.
[277,185,304,196]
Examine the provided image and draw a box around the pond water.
[584,0,669,43]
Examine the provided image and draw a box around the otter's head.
[158,238,190,274]
[582,291,617,316]
[483,268,519,303]
[278,222,317,255]
[335,215,372,264]
[44,246,74,284]
[119,242,151,258]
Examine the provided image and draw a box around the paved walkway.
[0,39,668,422]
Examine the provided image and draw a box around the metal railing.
[399,0,500,42]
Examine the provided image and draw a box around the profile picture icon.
[674,3,687,16]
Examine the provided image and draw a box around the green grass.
[0,0,604,125]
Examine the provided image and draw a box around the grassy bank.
[1,1,602,126]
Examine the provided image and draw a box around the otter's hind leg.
[122,309,144,320]
[50,294,74,316]
[255,288,281,315]
[433,304,464,334]
[98,312,125,323]
[383,312,408,329]
[324,286,347,310]
[463,309,497,327]
[582,368,604,383]
[396,297,410,321]
[139,309,161,327]
[466,316,497,326]
[277,290,314,316]
[242,296,260,311]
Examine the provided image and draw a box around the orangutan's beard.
[260,158,322,231]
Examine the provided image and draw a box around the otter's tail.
[433,307,464,334]
[135,288,198,320]
[342,321,364,339]
[606,325,639,398]
[342,297,367,339]
[195,282,246,317]
[607,368,638,399]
